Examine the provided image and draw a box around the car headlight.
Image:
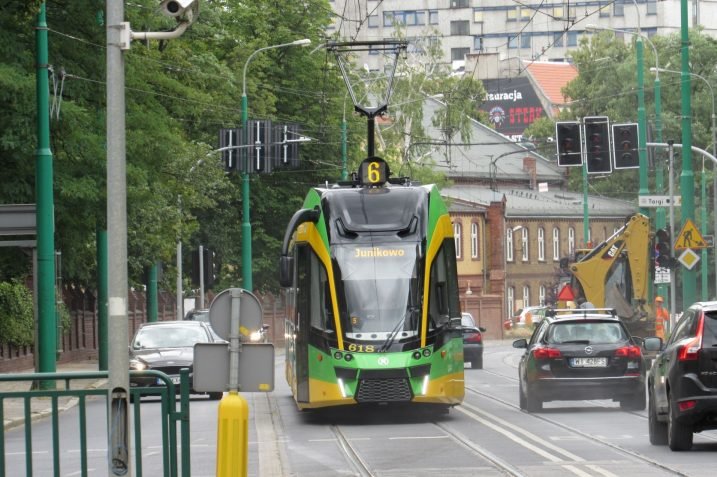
[249,330,262,342]
[130,360,147,371]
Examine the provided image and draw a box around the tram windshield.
[334,243,420,341]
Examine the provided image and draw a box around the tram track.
[463,385,693,476]
[329,424,376,477]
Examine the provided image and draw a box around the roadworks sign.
[674,219,708,250]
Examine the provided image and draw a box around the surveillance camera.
[160,0,197,19]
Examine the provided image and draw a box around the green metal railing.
[0,369,191,477]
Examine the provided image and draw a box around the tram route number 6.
[359,157,388,186]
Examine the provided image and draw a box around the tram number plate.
[570,357,607,368]
[157,376,181,385]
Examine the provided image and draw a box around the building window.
[454,222,462,260]
[647,0,657,15]
[508,287,515,316]
[429,10,438,24]
[553,32,564,47]
[567,31,578,47]
[539,285,546,306]
[538,227,545,261]
[523,286,530,308]
[520,8,532,21]
[473,9,484,23]
[474,36,483,51]
[451,20,470,36]
[599,2,610,17]
[415,11,425,24]
[508,36,519,49]
[521,34,530,49]
[383,12,394,27]
[568,227,575,255]
[614,0,624,16]
[507,8,518,22]
[521,228,529,262]
[552,227,560,261]
[368,15,379,28]
[451,47,470,61]
[471,223,479,259]
[506,228,514,262]
[451,0,469,8]
[553,7,564,18]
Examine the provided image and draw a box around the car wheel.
[208,392,223,401]
[518,381,527,411]
[667,394,693,451]
[620,389,646,411]
[472,356,483,369]
[525,385,542,413]
[648,390,668,445]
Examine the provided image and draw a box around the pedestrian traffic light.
[654,228,675,268]
[555,121,583,166]
[584,116,612,174]
[612,123,639,169]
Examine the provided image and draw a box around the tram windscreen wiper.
[378,307,416,352]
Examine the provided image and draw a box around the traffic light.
[219,128,239,171]
[584,116,612,174]
[612,123,639,169]
[555,121,583,166]
[654,228,675,268]
[191,248,218,287]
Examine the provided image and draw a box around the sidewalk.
[0,359,107,431]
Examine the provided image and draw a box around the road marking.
[65,470,96,476]
[562,464,593,477]
[586,464,619,477]
[388,435,449,440]
[461,402,584,462]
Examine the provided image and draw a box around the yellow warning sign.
[674,219,708,250]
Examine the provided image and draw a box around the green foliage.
[0,280,35,347]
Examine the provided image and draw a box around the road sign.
[209,288,262,341]
[654,266,671,284]
[674,219,708,250]
[193,342,275,393]
[678,248,700,270]
[637,195,682,207]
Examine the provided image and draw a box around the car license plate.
[156,376,181,385]
[570,357,607,367]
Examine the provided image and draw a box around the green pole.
[654,75,668,305]
[680,0,696,308]
[147,262,158,322]
[341,119,348,181]
[97,229,108,371]
[241,94,252,292]
[583,163,589,243]
[701,161,708,300]
[637,38,649,217]
[35,2,57,378]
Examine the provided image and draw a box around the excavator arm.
[568,214,651,324]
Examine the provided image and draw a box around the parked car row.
[512,303,717,451]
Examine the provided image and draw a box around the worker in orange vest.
[654,296,669,340]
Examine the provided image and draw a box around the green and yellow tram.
[279,158,464,411]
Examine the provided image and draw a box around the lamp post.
[241,39,310,291]
[652,66,716,299]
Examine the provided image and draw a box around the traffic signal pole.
[679,0,696,309]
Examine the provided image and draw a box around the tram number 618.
[347,343,375,353]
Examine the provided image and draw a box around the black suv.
[513,308,647,412]
[646,301,717,451]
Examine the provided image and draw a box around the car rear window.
[461,313,475,327]
[704,311,717,346]
[547,320,627,345]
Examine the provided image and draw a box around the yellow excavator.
[559,213,655,337]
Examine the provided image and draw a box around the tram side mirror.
[279,255,294,287]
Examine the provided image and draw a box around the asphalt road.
[3,342,717,476]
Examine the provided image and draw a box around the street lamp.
[240,38,311,291]
[652,66,716,299]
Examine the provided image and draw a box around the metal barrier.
[0,369,191,477]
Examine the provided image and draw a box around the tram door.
[294,244,313,402]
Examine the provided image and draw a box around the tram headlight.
[412,351,422,360]
[422,348,431,357]
[334,351,343,360]
[344,353,353,362]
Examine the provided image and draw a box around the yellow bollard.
[216,391,249,477]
